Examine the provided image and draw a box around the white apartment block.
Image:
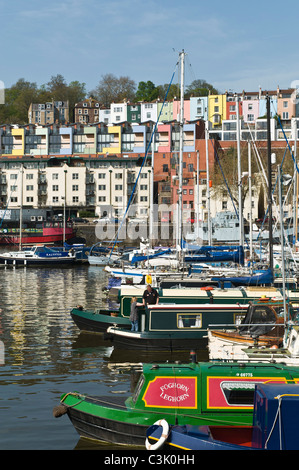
[0,162,151,219]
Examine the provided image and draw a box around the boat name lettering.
[160,382,189,394]
[236,373,253,377]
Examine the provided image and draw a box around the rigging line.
[108,61,179,261]
[210,139,239,218]
[271,100,299,175]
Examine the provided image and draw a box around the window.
[248,104,253,110]
[140,196,147,202]
[52,196,59,203]
[229,105,236,112]
[52,185,59,191]
[222,201,228,209]
[26,185,34,191]
[177,314,202,328]
[247,114,254,121]
[10,197,18,203]
[214,106,219,113]
[115,173,122,179]
[10,174,17,180]
[98,196,106,202]
[10,185,17,191]
[283,112,289,119]
[26,174,34,180]
[115,185,123,191]
[98,173,106,179]
[72,196,79,203]
[141,173,147,179]
[98,185,106,190]
[72,185,78,191]
[72,173,79,180]
[115,196,123,202]
[26,197,33,203]
[52,173,59,180]
[283,101,288,108]
[140,185,147,191]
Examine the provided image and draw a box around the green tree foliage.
[135,81,159,102]
[90,73,136,107]
[185,79,219,98]
[0,75,86,125]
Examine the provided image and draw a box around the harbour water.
[0,263,208,450]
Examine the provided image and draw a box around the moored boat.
[145,382,299,450]
[0,245,76,266]
[0,221,76,246]
[207,298,297,360]
[54,360,299,446]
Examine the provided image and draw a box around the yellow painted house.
[102,126,122,154]
[208,94,227,128]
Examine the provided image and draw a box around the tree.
[135,81,159,102]
[156,83,179,101]
[185,79,219,98]
[46,74,68,100]
[90,73,136,106]
[0,78,39,124]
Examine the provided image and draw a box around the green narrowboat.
[70,285,288,334]
[54,360,299,446]
[105,303,250,351]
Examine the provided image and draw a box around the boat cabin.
[139,303,249,334]
[126,361,299,425]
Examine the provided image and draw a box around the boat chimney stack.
[190,350,197,363]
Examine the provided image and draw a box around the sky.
[1,0,299,95]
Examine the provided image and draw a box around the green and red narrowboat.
[54,360,299,446]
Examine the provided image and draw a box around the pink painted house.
[172,99,190,122]
[242,100,260,123]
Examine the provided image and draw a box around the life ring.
[201,286,214,291]
[145,419,169,450]
[145,274,152,285]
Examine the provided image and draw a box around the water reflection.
[0,264,208,450]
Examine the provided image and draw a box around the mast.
[292,118,297,246]
[266,94,273,271]
[248,141,253,270]
[236,94,244,247]
[19,163,23,250]
[178,49,185,256]
[278,165,287,324]
[205,120,212,245]
[149,131,155,249]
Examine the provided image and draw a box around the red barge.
[0,222,76,245]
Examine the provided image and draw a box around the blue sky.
[1,0,299,95]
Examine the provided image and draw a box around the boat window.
[221,381,257,406]
[177,314,202,329]
[132,374,145,404]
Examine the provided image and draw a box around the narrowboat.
[53,360,299,446]
[105,303,250,351]
[146,382,299,450]
[70,285,287,334]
